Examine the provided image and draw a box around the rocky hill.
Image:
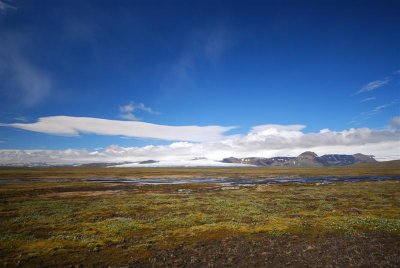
[222,152,377,167]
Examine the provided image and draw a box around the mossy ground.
[0,161,399,179]
[1,176,399,267]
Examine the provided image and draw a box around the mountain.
[222,152,377,167]
[138,160,159,164]
[0,152,379,168]
[318,154,376,166]
[293,151,322,167]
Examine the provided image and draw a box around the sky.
[0,0,399,164]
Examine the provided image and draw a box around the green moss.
[0,179,399,266]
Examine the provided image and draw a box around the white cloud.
[360,97,376,103]
[119,102,159,121]
[0,124,399,165]
[355,78,390,95]
[0,116,235,142]
[0,0,17,11]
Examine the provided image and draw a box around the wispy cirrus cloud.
[162,22,232,91]
[203,24,231,63]
[0,34,52,107]
[0,0,17,11]
[119,102,159,121]
[360,97,376,103]
[355,78,390,95]
[0,116,235,142]
[367,100,399,116]
[13,116,28,122]
[350,99,399,125]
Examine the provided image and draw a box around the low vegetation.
[1,176,399,266]
[0,160,399,179]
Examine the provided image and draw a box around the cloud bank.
[0,123,399,165]
[0,116,235,142]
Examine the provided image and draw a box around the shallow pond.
[84,176,400,185]
[1,176,399,185]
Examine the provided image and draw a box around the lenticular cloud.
[1,116,235,142]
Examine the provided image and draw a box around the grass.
[0,177,399,266]
[0,160,399,179]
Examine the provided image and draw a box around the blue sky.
[0,0,399,162]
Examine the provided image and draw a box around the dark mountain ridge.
[222,151,377,167]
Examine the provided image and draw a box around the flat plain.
[1,163,400,267]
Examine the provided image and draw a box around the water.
[2,176,399,185]
[83,176,400,185]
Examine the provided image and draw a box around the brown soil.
[43,190,127,197]
[129,234,400,268]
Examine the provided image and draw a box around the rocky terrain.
[222,151,377,167]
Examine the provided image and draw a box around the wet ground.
[1,175,400,185]
[85,175,400,185]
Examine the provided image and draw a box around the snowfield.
[111,159,252,167]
